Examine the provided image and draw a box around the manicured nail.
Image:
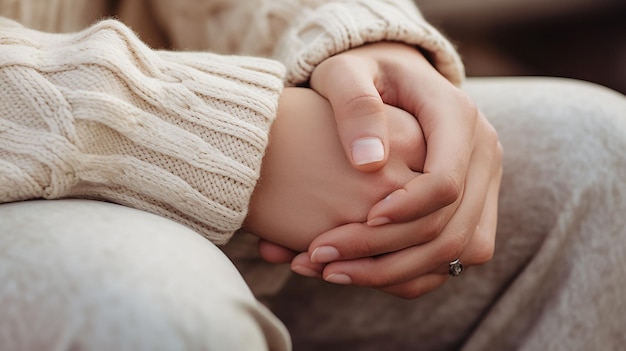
[367,216,391,227]
[352,137,384,165]
[325,273,352,285]
[291,265,321,278]
[311,246,340,263]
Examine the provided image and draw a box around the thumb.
[311,56,389,172]
[335,94,389,173]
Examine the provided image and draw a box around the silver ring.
[449,259,463,277]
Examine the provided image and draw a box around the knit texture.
[136,0,465,86]
[268,0,465,86]
[0,18,285,244]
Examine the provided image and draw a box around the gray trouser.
[1,77,625,350]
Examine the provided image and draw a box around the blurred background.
[416,0,626,94]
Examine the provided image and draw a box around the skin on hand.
[244,87,425,252]
[259,42,503,299]
[292,110,502,298]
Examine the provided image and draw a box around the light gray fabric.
[0,199,290,351]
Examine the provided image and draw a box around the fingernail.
[311,246,340,263]
[367,216,390,226]
[325,273,352,285]
[292,265,321,278]
[352,137,384,165]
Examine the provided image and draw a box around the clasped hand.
[245,42,503,299]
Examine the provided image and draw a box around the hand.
[260,42,503,299]
[244,87,426,252]
[291,109,502,298]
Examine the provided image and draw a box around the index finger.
[367,83,478,223]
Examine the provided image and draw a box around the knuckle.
[495,141,504,164]
[473,245,495,266]
[323,53,355,68]
[316,54,351,74]
[486,134,504,176]
[468,226,496,265]
[471,236,495,265]
[467,102,480,123]
[452,89,479,123]
[350,238,379,258]
[343,93,385,118]
[478,115,502,160]
[487,130,501,156]
[366,271,396,288]
[353,259,400,288]
[435,234,466,263]
[436,172,464,206]
[484,123,499,146]
[420,214,448,242]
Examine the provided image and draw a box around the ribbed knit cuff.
[274,0,464,87]
[0,19,285,244]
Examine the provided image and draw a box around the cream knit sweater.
[0,0,464,244]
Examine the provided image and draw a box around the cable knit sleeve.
[0,17,285,244]
[148,0,464,86]
[269,0,464,86]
